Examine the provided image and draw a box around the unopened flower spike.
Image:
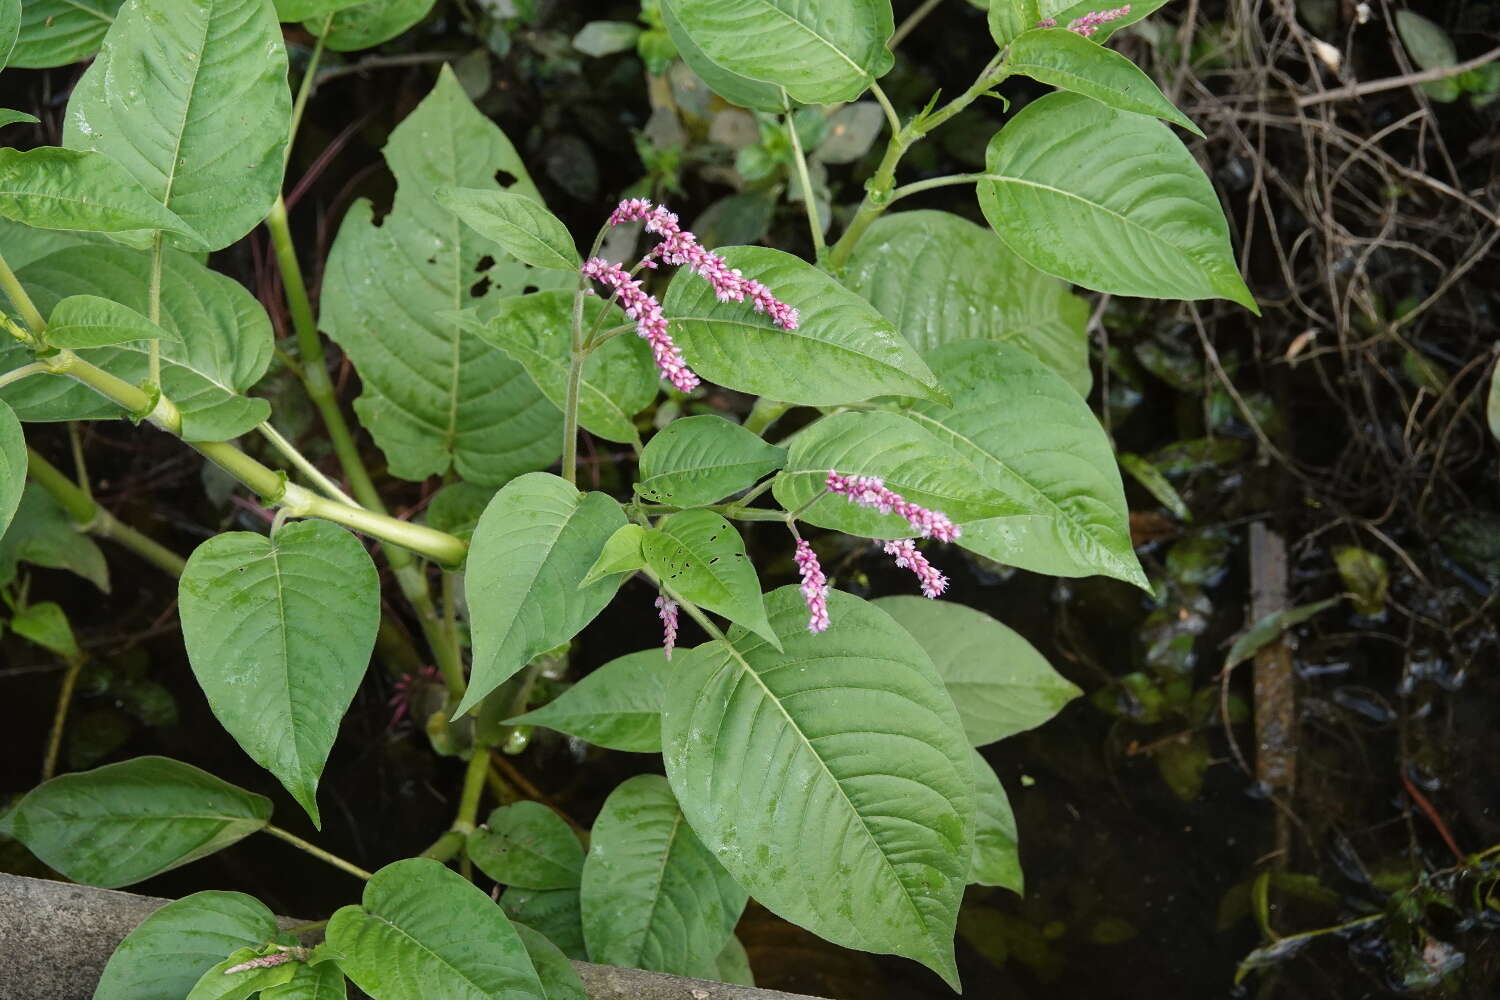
[794,540,830,633]
[824,471,961,543]
[224,953,294,975]
[883,539,949,599]
[581,257,700,392]
[655,595,680,659]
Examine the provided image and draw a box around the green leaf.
[0,147,202,246]
[424,482,495,544]
[1,0,19,66]
[580,774,747,977]
[658,0,784,112]
[1007,28,1202,135]
[1119,451,1191,520]
[6,0,123,69]
[307,0,434,51]
[906,341,1147,587]
[1044,0,1169,42]
[93,891,281,1000]
[327,858,546,1000]
[5,756,271,888]
[772,409,1020,540]
[321,67,570,485]
[580,523,646,586]
[512,924,587,1000]
[435,188,581,272]
[1334,546,1387,617]
[0,483,110,592]
[843,210,1092,394]
[179,520,380,828]
[470,292,655,446]
[572,21,641,57]
[642,510,775,646]
[187,949,298,1000]
[10,600,79,657]
[635,415,786,507]
[662,587,974,989]
[0,400,22,540]
[661,0,893,105]
[273,0,363,22]
[662,246,943,405]
[0,217,114,269]
[1488,359,1500,444]
[501,888,586,961]
[969,749,1022,893]
[1224,597,1340,672]
[459,472,628,717]
[978,92,1256,311]
[710,936,755,987]
[1395,11,1456,76]
[872,596,1080,746]
[63,0,290,251]
[988,0,1040,47]
[467,801,585,890]
[509,647,667,753]
[0,110,40,127]
[44,294,180,348]
[0,245,274,441]
[261,960,348,1000]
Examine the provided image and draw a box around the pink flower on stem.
[1036,16,1058,27]
[656,595,680,659]
[581,257,700,392]
[824,471,961,543]
[883,540,948,599]
[388,664,441,728]
[1061,5,1131,36]
[224,953,293,976]
[794,540,831,633]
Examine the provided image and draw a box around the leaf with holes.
[93,891,281,1000]
[580,775,747,977]
[510,648,667,753]
[661,246,943,405]
[978,92,1256,310]
[843,210,1091,394]
[6,0,124,68]
[63,0,290,250]
[436,187,580,272]
[178,520,380,828]
[468,802,585,891]
[459,472,628,717]
[4,756,271,888]
[969,749,1022,892]
[642,510,776,647]
[0,148,202,247]
[0,400,22,540]
[45,294,180,349]
[326,858,546,1000]
[873,596,1080,747]
[635,415,786,507]
[469,292,656,446]
[662,587,974,988]
[321,67,571,485]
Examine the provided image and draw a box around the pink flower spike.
[581,257,700,392]
[656,596,680,659]
[883,540,949,599]
[1036,16,1057,27]
[824,471,961,543]
[1067,5,1130,35]
[224,953,293,976]
[794,540,831,633]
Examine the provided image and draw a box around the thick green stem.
[451,746,491,837]
[0,249,45,334]
[786,112,826,256]
[743,397,790,436]
[262,824,373,881]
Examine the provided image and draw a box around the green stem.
[742,397,790,436]
[286,20,330,163]
[0,361,48,391]
[562,285,587,486]
[262,824,373,881]
[41,652,86,781]
[258,421,359,507]
[452,745,491,836]
[419,829,466,863]
[889,172,992,201]
[785,111,825,256]
[0,249,46,334]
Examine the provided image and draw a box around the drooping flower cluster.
[1037,4,1131,36]
[883,540,948,599]
[224,953,294,976]
[824,471,961,543]
[581,257,699,393]
[655,595,680,659]
[387,664,441,728]
[794,540,830,633]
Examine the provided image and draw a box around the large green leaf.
[0,483,111,591]
[179,520,380,828]
[307,0,433,51]
[326,858,546,1000]
[459,472,628,717]
[6,0,123,68]
[261,962,347,1000]
[906,341,1147,587]
[510,648,667,753]
[634,414,786,507]
[45,294,179,349]
[93,891,281,1000]
[467,802,585,891]
[435,188,580,272]
[0,217,114,269]
[872,596,1080,746]
[772,409,1021,540]
[658,0,784,112]
[187,950,298,1000]
[0,245,274,440]
[501,888,586,961]
[642,510,775,646]
[0,400,22,540]
[0,148,201,246]
[843,210,1091,394]
[662,587,973,988]
[4,756,271,888]
[1006,28,1202,135]
[470,292,655,446]
[63,0,290,251]
[320,67,570,485]
[580,774,747,977]
[662,246,943,405]
[969,749,1022,893]
[661,0,893,105]
[978,92,1256,310]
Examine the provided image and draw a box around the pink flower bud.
[1065,5,1130,36]
[824,471,961,543]
[655,596,680,659]
[793,540,830,633]
[581,257,700,392]
[883,540,948,599]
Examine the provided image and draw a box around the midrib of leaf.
[366,911,497,996]
[743,0,866,79]
[441,121,465,455]
[632,807,684,966]
[701,636,940,952]
[266,542,298,781]
[154,6,211,219]
[477,495,577,665]
[57,0,115,24]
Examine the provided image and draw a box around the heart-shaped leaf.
[635,414,786,507]
[93,891,281,1000]
[0,148,202,246]
[509,648,667,753]
[468,802,584,891]
[179,520,380,827]
[642,510,776,646]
